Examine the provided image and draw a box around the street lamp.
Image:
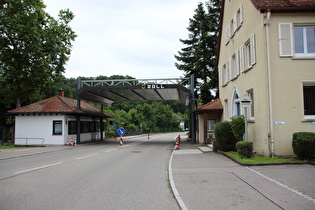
[241,96,251,141]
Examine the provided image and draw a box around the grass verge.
[225,151,307,164]
[0,145,45,149]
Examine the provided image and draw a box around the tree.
[174,0,221,104]
[0,0,77,108]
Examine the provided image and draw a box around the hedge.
[236,141,253,158]
[214,121,238,152]
[292,132,315,160]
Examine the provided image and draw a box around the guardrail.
[15,138,45,146]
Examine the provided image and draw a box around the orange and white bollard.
[119,136,123,147]
[174,135,180,150]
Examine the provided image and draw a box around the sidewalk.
[170,140,315,210]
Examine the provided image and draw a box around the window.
[241,34,256,71]
[222,63,229,86]
[232,87,241,116]
[226,25,231,44]
[248,90,255,119]
[279,23,315,57]
[236,5,243,29]
[231,50,239,80]
[225,4,243,44]
[303,85,315,118]
[53,121,62,135]
[294,26,315,57]
[68,121,77,134]
[207,120,215,131]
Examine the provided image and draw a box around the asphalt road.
[0,133,180,210]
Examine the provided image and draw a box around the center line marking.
[105,148,118,153]
[14,162,63,174]
[76,153,99,160]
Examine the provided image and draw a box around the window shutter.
[235,50,240,76]
[233,15,237,33]
[250,33,256,65]
[239,5,243,24]
[221,65,226,86]
[278,23,293,57]
[240,45,244,72]
[226,25,230,44]
[228,57,232,81]
[225,62,229,84]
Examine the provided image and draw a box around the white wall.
[15,114,65,145]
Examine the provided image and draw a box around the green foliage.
[105,101,182,133]
[236,141,253,159]
[0,0,77,108]
[174,0,221,104]
[292,132,315,160]
[230,115,245,140]
[214,121,238,152]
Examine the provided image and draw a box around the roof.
[251,0,315,12]
[8,96,113,118]
[195,99,223,114]
[216,0,315,66]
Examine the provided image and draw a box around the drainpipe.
[264,10,274,157]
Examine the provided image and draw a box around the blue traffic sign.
[117,127,126,136]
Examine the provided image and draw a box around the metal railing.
[15,138,45,146]
[79,78,190,88]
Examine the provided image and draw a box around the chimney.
[58,90,65,97]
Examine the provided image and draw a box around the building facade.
[217,0,315,156]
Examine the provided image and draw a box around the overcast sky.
[43,0,200,79]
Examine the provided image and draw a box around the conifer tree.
[175,0,220,104]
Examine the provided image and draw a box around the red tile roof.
[8,96,113,118]
[251,0,315,12]
[195,99,223,114]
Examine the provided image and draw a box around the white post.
[244,107,248,141]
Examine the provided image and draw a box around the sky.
[43,0,201,79]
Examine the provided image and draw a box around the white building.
[8,91,113,146]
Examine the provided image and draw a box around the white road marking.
[169,151,188,210]
[105,148,118,153]
[76,153,99,160]
[14,162,64,174]
[246,167,315,204]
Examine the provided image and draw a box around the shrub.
[214,121,238,152]
[292,132,315,160]
[236,141,253,158]
[230,115,245,140]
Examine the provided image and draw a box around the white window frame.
[248,90,255,120]
[231,50,239,80]
[236,5,243,30]
[207,120,215,131]
[242,33,256,71]
[232,86,241,117]
[303,82,315,119]
[294,26,315,57]
[226,25,230,44]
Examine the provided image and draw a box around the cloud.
[43,0,199,79]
